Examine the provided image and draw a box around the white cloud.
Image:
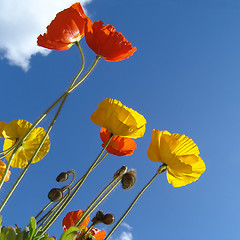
[0,0,91,71]
[117,232,133,240]
[120,222,133,231]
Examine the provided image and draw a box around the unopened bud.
[92,211,105,223]
[113,166,127,179]
[48,188,63,202]
[121,169,136,190]
[102,213,114,225]
[56,172,69,182]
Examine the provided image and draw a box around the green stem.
[40,134,113,234]
[35,202,52,220]
[0,140,18,156]
[75,166,126,227]
[0,43,90,190]
[104,164,167,240]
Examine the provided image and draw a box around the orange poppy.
[100,127,136,156]
[62,210,106,240]
[62,210,90,231]
[37,3,88,50]
[85,19,137,61]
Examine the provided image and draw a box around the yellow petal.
[3,119,50,168]
[0,160,11,182]
[91,98,146,138]
[0,122,7,138]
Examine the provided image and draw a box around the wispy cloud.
[0,0,91,71]
[120,222,133,231]
[117,232,133,240]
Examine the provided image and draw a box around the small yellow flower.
[147,129,206,187]
[0,160,11,182]
[90,98,146,139]
[2,119,50,168]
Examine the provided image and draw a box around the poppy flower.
[0,160,11,182]
[62,210,90,231]
[62,210,106,240]
[2,119,50,168]
[0,122,7,138]
[100,127,136,156]
[91,98,146,139]
[37,2,88,50]
[147,130,206,187]
[85,19,137,61]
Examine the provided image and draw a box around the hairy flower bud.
[102,213,115,225]
[113,166,127,179]
[48,188,63,202]
[56,172,69,182]
[121,169,136,190]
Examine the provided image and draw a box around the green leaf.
[29,217,36,240]
[0,226,16,240]
[59,226,80,240]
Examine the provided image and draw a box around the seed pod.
[113,166,127,179]
[48,188,63,202]
[121,169,136,190]
[56,172,69,182]
[102,213,115,225]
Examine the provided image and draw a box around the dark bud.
[56,172,69,182]
[113,166,127,179]
[48,188,63,202]
[102,213,115,225]
[121,169,136,190]
[92,211,105,223]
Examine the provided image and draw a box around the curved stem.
[104,164,167,240]
[0,43,88,190]
[75,166,125,227]
[40,134,113,234]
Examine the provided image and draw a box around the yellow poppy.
[147,129,206,187]
[90,98,146,139]
[2,119,50,168]
[0,160,11,182]
[0,122,7,138]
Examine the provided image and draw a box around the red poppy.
[85,19,137,61]
[37,3,88,50]
[62,210,90,231]
[62,210,106,240]
[100,127,136,156]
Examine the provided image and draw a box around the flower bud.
[113,166,127,179]
[102,213,114,225]
[121,169,136,190]
[48,188,63,202]
[92,211,105,223]
[56,172,69,182]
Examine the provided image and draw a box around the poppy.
[147,130,206,187]
[0,122,7,138]
[37,3,88,50]
[91,98,146,139]
[85,19,137,61]
[62,210,106,240]
[100,127,136,156]
[0,160,11,182]
[2,119,50,168]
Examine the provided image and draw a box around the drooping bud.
[113,166,127,179]
[102,213,115,225]
[48,188,63,202]
[56,172,69,182]
[121,169,136,190]
[92,211,105,223]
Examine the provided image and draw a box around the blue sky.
[1,0,240,239]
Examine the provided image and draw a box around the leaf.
[29,217,36,240]
[59,226,80,240]
[0,226,16,240]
